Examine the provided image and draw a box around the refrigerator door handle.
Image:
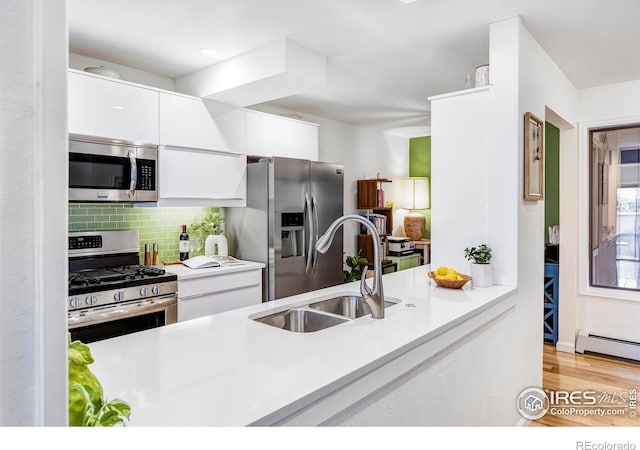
[304,192,314,274]
[311,194,319,274]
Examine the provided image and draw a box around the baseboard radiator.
[576,329,640,362]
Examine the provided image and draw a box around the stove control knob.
[152,285,161,295]
[139,287,149,296]
[114,291,125,302]
[85,295,98,306]
[69,297,82,308]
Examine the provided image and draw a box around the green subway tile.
[68,204,222,253]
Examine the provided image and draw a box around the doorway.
[543,121,560,346]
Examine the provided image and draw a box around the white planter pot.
[470,263,493,288]
[205,234,228,257]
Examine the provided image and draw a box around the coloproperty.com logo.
[517,387,638,420]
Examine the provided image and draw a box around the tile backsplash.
[68,203,220,263]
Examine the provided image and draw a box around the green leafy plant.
[190,211,224,236]
[68,334,131,426]
[343,250,368,282]
[464,244,492,264]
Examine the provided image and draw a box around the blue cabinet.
[543,263,559,344]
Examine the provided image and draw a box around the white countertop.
[88,265,515,426]
[164,259,264,279]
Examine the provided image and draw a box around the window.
[590,125,640,290]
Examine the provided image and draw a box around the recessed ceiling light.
[200,48,217,56]
[399,0,416,3]
[112,105,125,110]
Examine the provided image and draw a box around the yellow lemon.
[456,275,463,280]
[436,266,448,276]
[444,272,457,280]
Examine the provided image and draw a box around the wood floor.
[530,343,640,426]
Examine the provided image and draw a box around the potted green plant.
[190,211,228,256]
[343,251,368,283]
[463,244,493,287]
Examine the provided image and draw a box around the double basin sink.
[252,294,400,333]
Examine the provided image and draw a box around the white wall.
[487,13,577,413]
[428,16,580,411]
[1,0,68,425]
[514,19,580,356]
[249,104,410,258]
[556,81,640,348]
[69,52,176,91]
[428,17,544,410]
[430,87,490,273]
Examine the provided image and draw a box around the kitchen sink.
[253,307,349,333]
[251,293,401,332]
[308,295,399,319]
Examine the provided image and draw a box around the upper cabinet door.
[158,146,246,207]
[68,70,159,144]
[245,110,318,160]
[159,93,245,153]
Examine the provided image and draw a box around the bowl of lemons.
[428,266,472,289]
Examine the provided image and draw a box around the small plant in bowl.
[464,244,493,287]
[463,244,492,264]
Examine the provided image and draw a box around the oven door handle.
[68,296,176,329]
[128,149,137,199]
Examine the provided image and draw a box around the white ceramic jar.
[475,64,489,87]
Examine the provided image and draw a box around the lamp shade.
[401,177,429,210]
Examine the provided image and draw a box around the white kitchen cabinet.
[245,109,318,160]
[158,145,246,207]
[68,70,159,144]
[174,266,262,322]
[159,92,245,153]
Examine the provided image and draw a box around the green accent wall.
[409,136,431,239]
[545,122,560,242]
[69,204,220,263]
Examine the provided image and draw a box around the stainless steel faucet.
[316,214,385,319]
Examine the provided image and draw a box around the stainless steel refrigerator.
[226,157,344,301]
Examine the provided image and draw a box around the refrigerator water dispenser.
[281,212,304,258]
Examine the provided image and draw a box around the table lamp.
[402,177,429,241]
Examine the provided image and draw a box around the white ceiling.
[68,0,640,133]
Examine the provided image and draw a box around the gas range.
[68,230,177,312]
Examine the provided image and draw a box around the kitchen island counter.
[88,265,517,426]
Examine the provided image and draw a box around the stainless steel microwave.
[69,136,158,202]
